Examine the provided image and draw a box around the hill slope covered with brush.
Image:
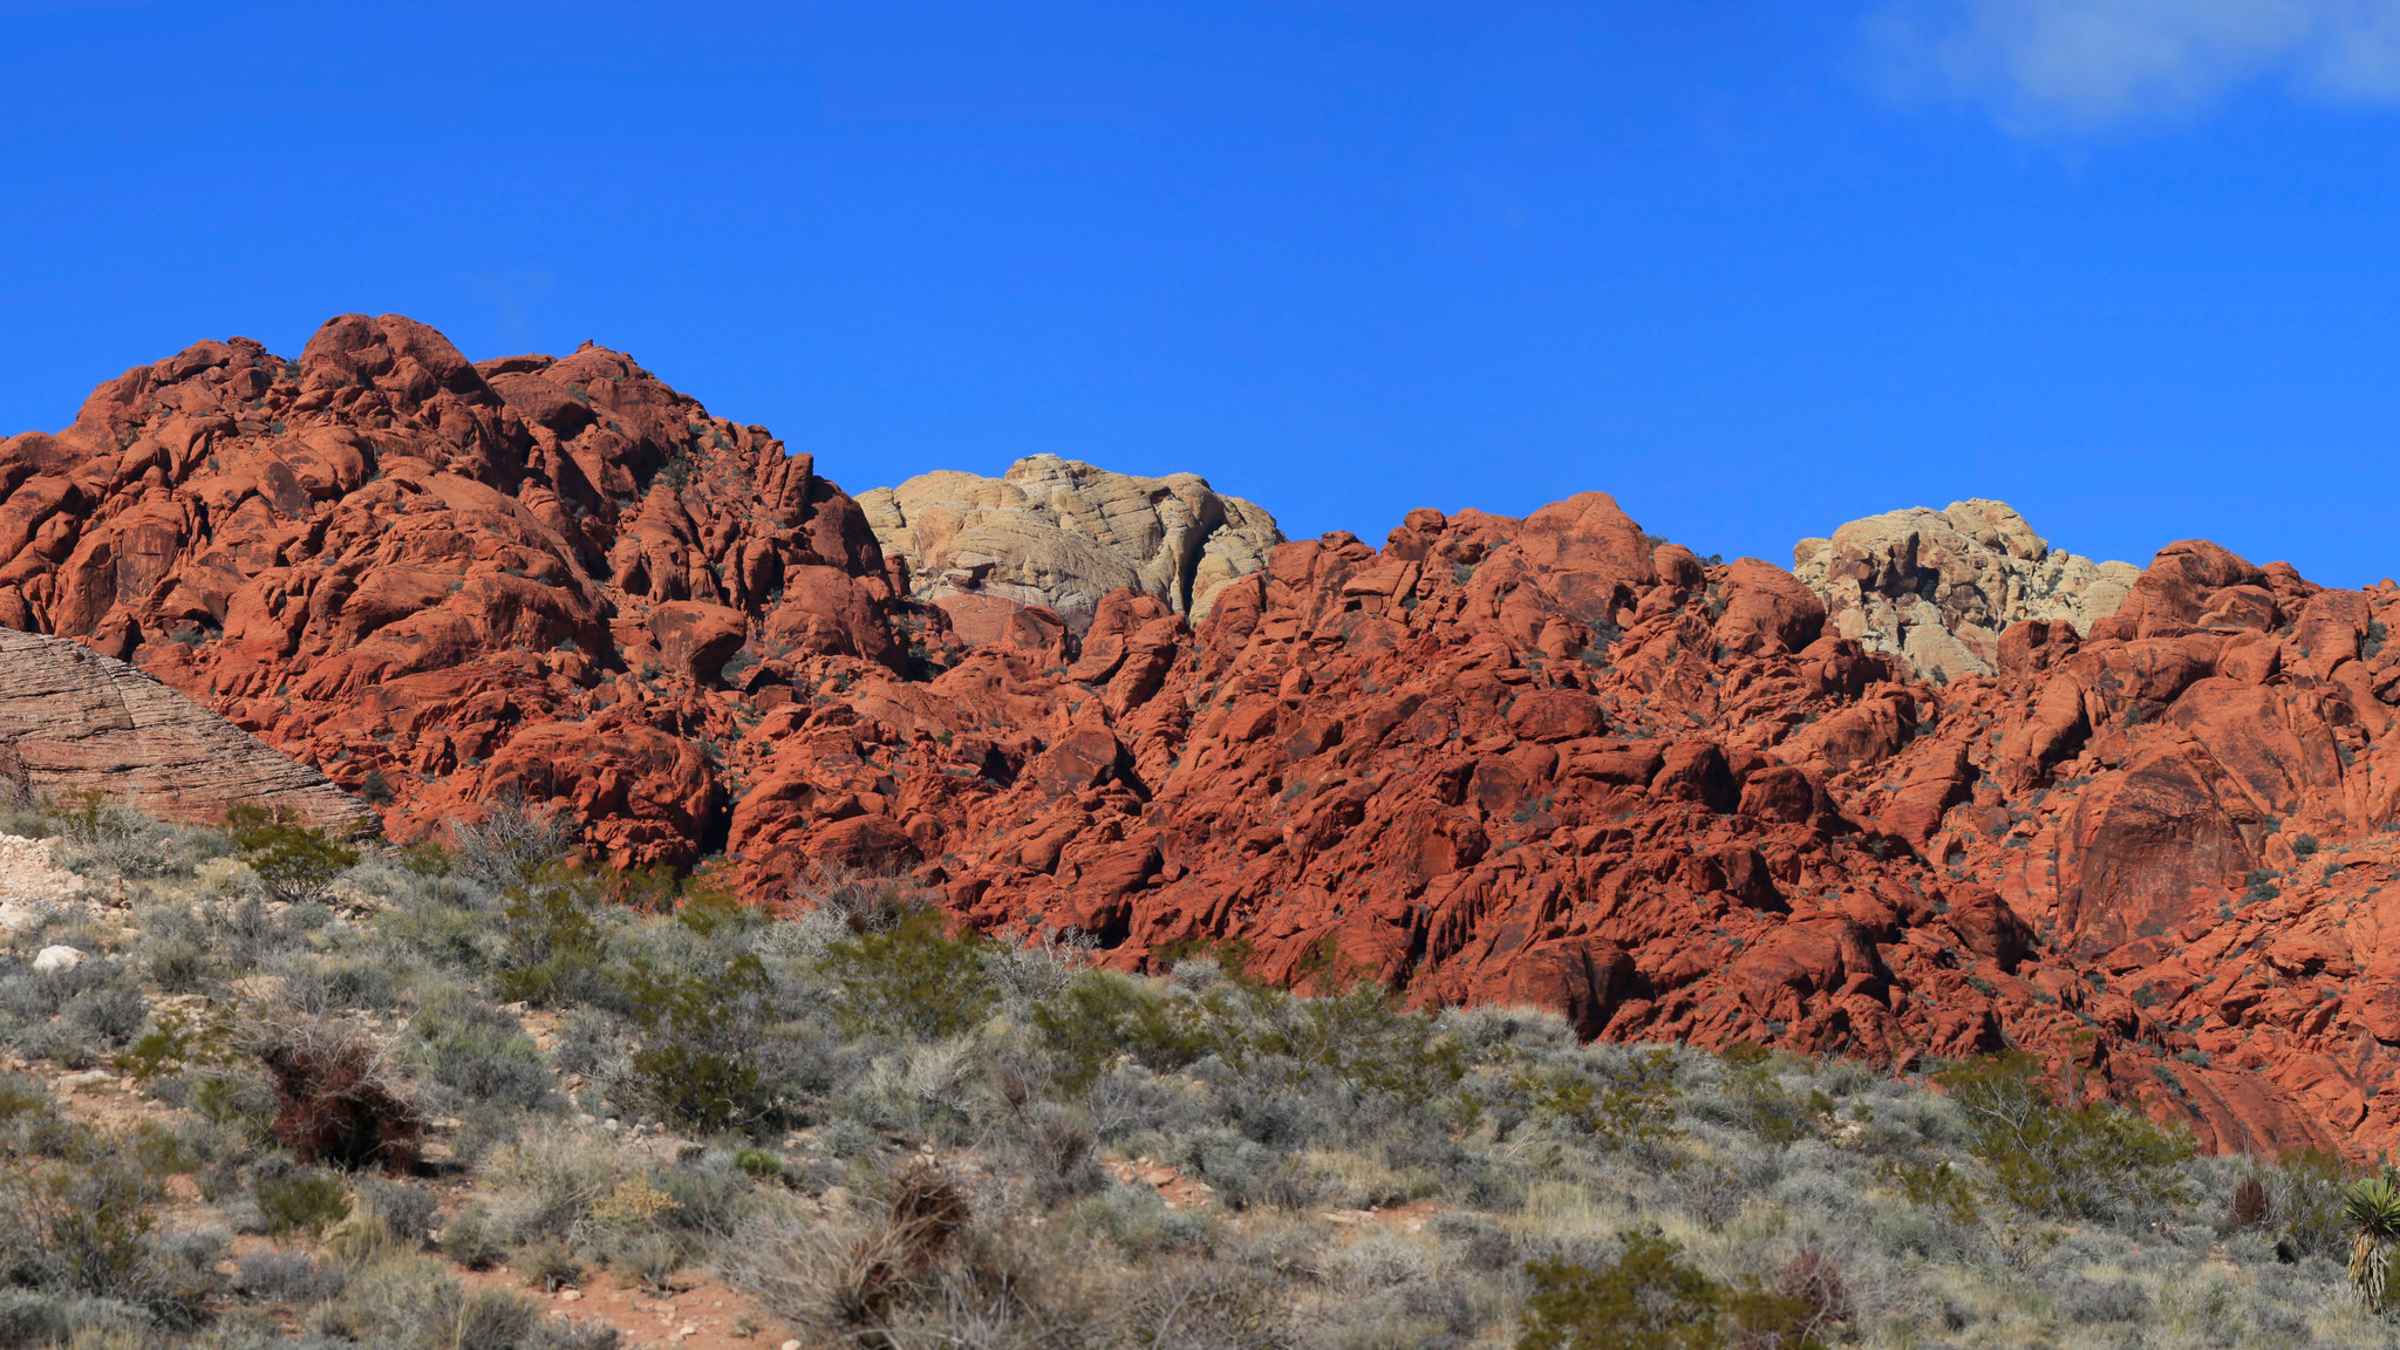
[0,799,2387,1347]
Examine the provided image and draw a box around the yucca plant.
[2344,1174,2400,1311]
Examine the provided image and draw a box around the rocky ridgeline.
[1793,499,2139,683]
[10,315,2400,1159]
[858,454,1282,639]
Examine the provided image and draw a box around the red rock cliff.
[9,315,2400,1158]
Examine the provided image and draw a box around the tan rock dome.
[857,454,1282,632]
[1793,499,2137,682]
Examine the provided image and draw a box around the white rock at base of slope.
[1793,499,2137,682]
[0,832,83,937]
[32,944,86,974]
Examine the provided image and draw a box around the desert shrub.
[256,1168,353,1237]
[549,1006,632,1081]
[1516,1048,1683,1152]
[845,1158,970,1305]
[452,794,579,888]
[1711,1048,1837,1147]
[2225,1173,2272,1232]
[49,791,218,881]
[0,1289,156,1342]
[985,924,1095,1011]
[1881,1156,1982,1227]
[793,864,934,936]
[223,805,360,904]
[405,992,555,1111]
[313,1254,618,1349]
[0,1152,219,1329]
[357,1178,440,1249]
[2271,1146,2353,1262]
[2056,1274,2151,1324]
[253,1019,424,1172]
[478,1123,694,1254]
[989,1099,1109,1205]
[279,950,406,1011]
[820,907,999,1041]
[133,901,224,992]
[236,1247,347,1302]
[438,1205,508,1270]
[517,1237,584,1292]
[494,868,614,1007]
[1773,1248,1853,1343]
[1070,1183,1213,1259]
[620,944,777,1132]
[1517,1232,1819,1350]
[1185,1136,1329,1213]
[1033,968,1213,1090]
[117,1001,238,1084]
[1111,1256,1295,1348]
[0,956,149,1067]
[1222,978,1468,1112]
[1935,1052,2193,1223]
[615,1230,687,1294]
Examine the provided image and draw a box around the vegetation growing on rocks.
[0,797,2397,1346]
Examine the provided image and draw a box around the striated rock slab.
[0,627,373,833]
[858,454,1281,631]
[1794,499,2137,682]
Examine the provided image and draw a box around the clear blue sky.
[5,2,2397,583]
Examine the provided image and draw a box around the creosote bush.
[1518,1230,1821,1349]
[1935,1051,2195,1222]
[223,804,360,904]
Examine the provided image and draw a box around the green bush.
[1935,1053,2194,1221]
[622,947,775,1133]
[494,867,613,1007]
[224,804,360,903]
[1032,969,1212,1090]
[1518,1049,1682,1151]
[820,908,998,1040]
[256,1169,353,1236]
[1518,1232,1820,1349]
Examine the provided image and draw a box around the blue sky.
[5,2,2397,583]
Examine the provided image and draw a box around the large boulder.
[857,454,1281,632]
[1793,499,2137,682]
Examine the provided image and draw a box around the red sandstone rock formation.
[11,314,2400,1159]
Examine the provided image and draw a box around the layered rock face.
[15,317,2400,1159]
[857,455,1280,636]
[0,314,907,864]
[0,628,373,833]
[1794,500,2137,682]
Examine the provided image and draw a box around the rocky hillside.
[9,316,2400,1160]
[1793,500,2138,683]
[858,454,1281,637]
